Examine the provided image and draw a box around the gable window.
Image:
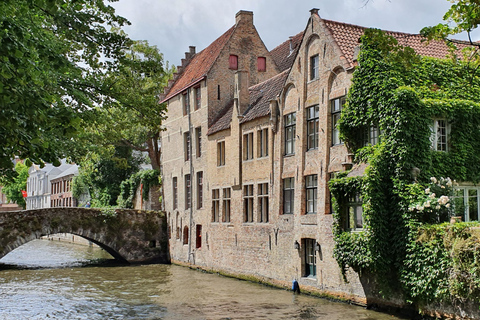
[257,128,268,158]
[183,92,189,116]
[229,54,238,70]
[184,174,191,210]
[217,141,225,166]
[307,105,319,150]
[243,184,254,223]
[194,86,201,110]
[184,132,191,161]
[431,119,449,151]
[243,132,254,160]
[331,96,345,145]
[310,54,319,81]
[212,189,220,222]
[283,177,294,214]
[258,183,269,223]
[196,171,203,209]
[346,193,363,231]
[306,174,317,214]
[284,112,296,155]
[257,57,266,72]
[223,187,231,223]
[172,177,178,210]
[195,127,202,158]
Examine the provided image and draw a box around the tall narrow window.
[307,105,319,150]
[184,132,191,161]
[306,175,317,214]
[257,57,266,72]
[364,126,379,146]
[284,112,296,155]
[172,177,178,210]
[257,128,268,158]
[304,238,317,277]
[185,174,191,210]
[258,183,269,223]
[183,92,189,116]
[194,86,201,110]
[243,132,254,160]
[196,225,202,249]
[229,55,238,70]
[331,96,345,145]
[217,141,225,166]
[244,184,254,223]
[346,193,363,231]
[223,187,231,223]
[196,171,203,209]
[283,177,294,214]
[310,55,319,80]
[431,119,449,152]
[217,85,221,100]
[212,189,220,222]
[195,127,202,158]
[183,226,189,245]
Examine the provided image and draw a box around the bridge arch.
[0,208,169,264]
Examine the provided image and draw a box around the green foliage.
[332,28,480,307]
[117,169,160,209]
[0,162,29,208]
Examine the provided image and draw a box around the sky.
[111,0,478,67]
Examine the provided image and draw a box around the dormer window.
[229,55,238,70]
[257,57,266,72]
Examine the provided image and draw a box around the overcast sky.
[111,0,478,67]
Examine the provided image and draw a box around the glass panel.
[468,189,478,221]
[454,189,466,219]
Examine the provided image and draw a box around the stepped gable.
[207,100,234,135]
[322,18,471,69]
[241,69,289,124]
[270,32,304,72]
[161,26,235,102]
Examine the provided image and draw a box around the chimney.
[310,8,319,15]
[235,70,249,116]
[289,36,294,55]
[189,46,196,55]
[235,10,253,25]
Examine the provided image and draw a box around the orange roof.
[322,18,470,69]
[161,26,235,102]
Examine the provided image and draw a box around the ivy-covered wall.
[329,29,480,313]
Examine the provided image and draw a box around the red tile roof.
[269,32,304,72]
[161,26,235,102]
[322,18,470,69]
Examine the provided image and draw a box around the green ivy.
[117,169,160,209]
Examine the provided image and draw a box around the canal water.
[0,239,406,320]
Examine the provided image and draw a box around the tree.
[80,39,173,170]
[0,0,130,179]
[0,162,29,208]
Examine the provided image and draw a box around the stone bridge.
[0,208,169,264]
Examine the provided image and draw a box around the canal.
[0,239,406,320]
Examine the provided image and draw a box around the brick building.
[160,9,464,305]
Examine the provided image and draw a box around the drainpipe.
[186,88,194,263]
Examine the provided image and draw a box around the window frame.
[431,119,449,152]
[212,189,220,222]
[194,86,201,110]
[217,140,225,166]
[284,112,296,155]
[258,183,269,223]
[306,105,319,150]
[305,174,318,214]
[223,187,231,223]
[184,174,191,210]
[257,128,269,158]
[243,184,254,223]
[331,96,345,146]
[243,132,254,161]
[283,177,294,214]
[172,177,178,210]
[310,54,319,81]
[196,171,203,209]
[346,193,363,231]
[184,131,191,161]
[182,92,189,116]
[195,127,202,158]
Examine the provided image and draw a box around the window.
[257,57,266,72]
[346,193,363,231]
[172,177,178,210]
[195,127,202,158]
[283,178,294,214]
[196,225,202,249]
[196,171,203,209]
[184,132,191,161]
[183,92,189,116]
[303,238,317,277]
[244,184,254,222]
[217,141,225,166]
[310,55,319,80]
[243,132,254,160]
[331,96,345,145]
[284,112,296,155]
[185,174,191,210]
[307,105,319,150]
[229,54,238,70]
[431,119,449,151]
[258,183,269,223]
[183,226,189,245]
[223,188,231,223]
[258,128,268,158]
[212,189,220,222]
[363,126,379,146]
[217,85,220,100]
[194,86,201,110]
[453,187,479,222]
[306,175,317,214]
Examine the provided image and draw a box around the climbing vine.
[117,169,161,209]
[330,28,480,308]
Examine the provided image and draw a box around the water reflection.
[0,240,406,320]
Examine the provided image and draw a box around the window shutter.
[229,55,238,70]
[257,57,266,72]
